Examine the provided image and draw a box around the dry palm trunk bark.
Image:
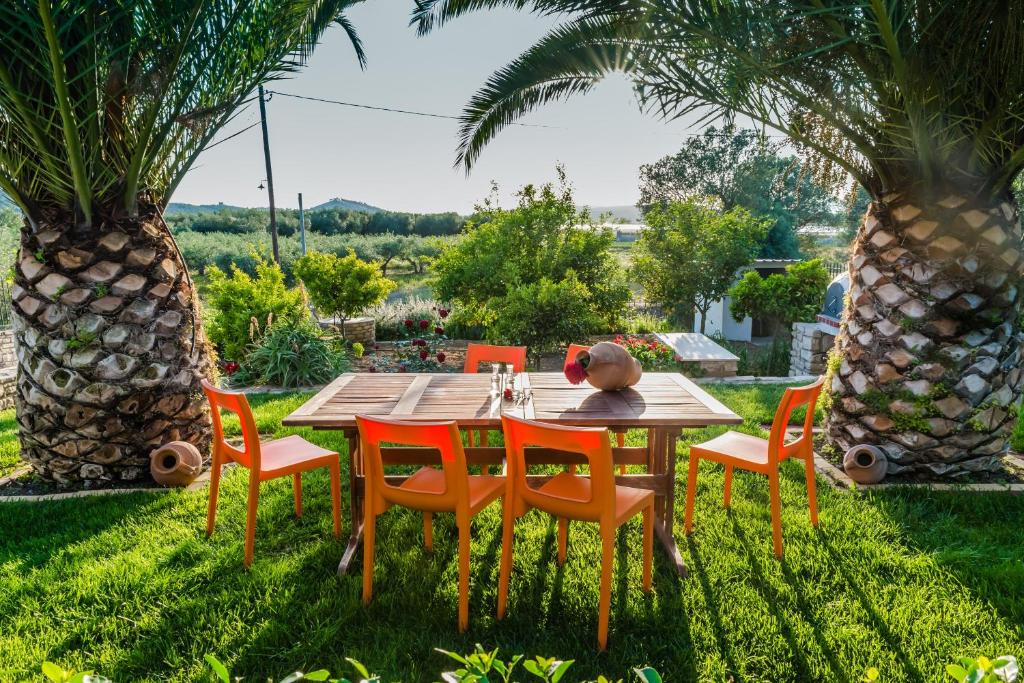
[12,200,212,484]
[826,190,1024,477]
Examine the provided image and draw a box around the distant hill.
[165,201,251,215]
[310,197,383,213]
[583,204,643,223]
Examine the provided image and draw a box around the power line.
[204,120,261,149]
[265,90,563,129]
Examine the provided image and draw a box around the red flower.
[419,319,430,329]
[503,387,514,400]
[368,366,378,373]
[436,352,446,363]
[564,361,587,385]
[439,308,449,319]
[404,319,413,328]
[223,361,239,375]
[435,326,445,335]
[419,349,429,360]
[398,365,408,373]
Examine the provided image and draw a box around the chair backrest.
[767,376,825,463]
[356,415,470,515]
[201,380,261,470]
[501,414,615,523]
[564,343,590,369]
[464,343,527,373]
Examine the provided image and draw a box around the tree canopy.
[639,126,837,258]
[631,200,769,331]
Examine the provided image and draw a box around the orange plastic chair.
[564,343,627,472]
[202,380,342,568]
[356,415,505,632]
[463,343,529,466]
[498,415,653,650]
[684,376,825,558]
[464,342,528,374]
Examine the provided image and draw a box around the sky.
[173,3,709,215]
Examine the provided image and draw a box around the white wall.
[695,296,751,342]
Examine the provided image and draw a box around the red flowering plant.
[614,335,680,371]
[367,306,454,373]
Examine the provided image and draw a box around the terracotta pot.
[842,444,887,484]
[577,341,642,391]
[150,441,203,487]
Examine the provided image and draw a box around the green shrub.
[204,256,307,360]
[728,258,831,332]
[432,172,631,334]
[44,648,665,683]
[293,249,395,323]
[230,321,349,388]
[486,275,597,362]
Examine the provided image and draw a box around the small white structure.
[695,259,801,342]
[656,332,739,377]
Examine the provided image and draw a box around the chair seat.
[400,467,505,514]
[259,434,337,476]
[537,472,654,526]
[690,431,770,468]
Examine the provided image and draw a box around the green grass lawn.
[0,385,1022,681]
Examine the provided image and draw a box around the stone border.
[696,375,818,385]
[813,451,1024,492]
[0,466,217,503]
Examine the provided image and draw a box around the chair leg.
[597,530,614,651]
[804,455,819,527]
[768,468,784,558]
[723,465,734,508]
[684,454,699,534]
[243,474,260,568]
[206,453,222,537]
[480,431,489,475]
[293,472,303,518]
[642,503,653,592]
[329,462,342,538]
[617,430,626,475]
[457,519,471,633]
[557,517,568,565]
[497,500,515,620]
[423,511,433,551]
[362,502,376,604]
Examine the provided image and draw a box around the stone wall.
[0,329,15,409]
[0,329,15,370]
[790,322,835,376]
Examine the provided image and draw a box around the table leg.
[652,427,688,577]
[338,431,364,577]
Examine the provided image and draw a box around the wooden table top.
[282,372,742,430]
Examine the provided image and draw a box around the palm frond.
[0,0,367,226]
[418,0,1024,198]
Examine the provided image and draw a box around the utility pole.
[258,84,280,264]
[298,192,307,255]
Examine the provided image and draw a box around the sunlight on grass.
[0,385,1021,681]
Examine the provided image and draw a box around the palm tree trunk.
[12,200,213,484]
[826,190,1024,477]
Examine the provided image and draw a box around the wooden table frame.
[283,372,741,577]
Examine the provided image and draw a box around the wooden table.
[283,372,741,577]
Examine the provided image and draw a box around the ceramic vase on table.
[566,341,642,391]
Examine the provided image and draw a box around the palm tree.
[415,0,1024,477]
[0,1,365,484]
